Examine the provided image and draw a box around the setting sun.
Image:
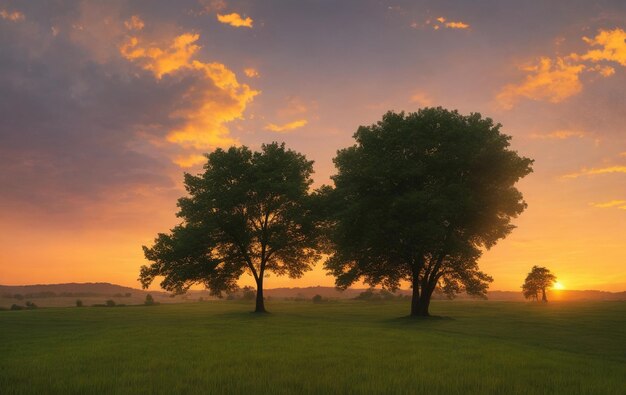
[554,281,565,290]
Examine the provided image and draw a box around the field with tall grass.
[1,300,624,394]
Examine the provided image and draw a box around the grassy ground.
[1,300,624,394]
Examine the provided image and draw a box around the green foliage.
[522,266,557,302]
[140,143,324,312]
[325,108,533,315]
[0,302,624,394]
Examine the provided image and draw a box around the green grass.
[1,300,624,394]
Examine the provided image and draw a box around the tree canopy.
[324,108,533,316]
[139,142,323,312]
[522,266,557,302]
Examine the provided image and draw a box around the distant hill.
[0,282,150,298]
[1,283,624,301]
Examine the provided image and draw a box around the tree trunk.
[255,278,267,313]
[410,272,420,316]
[541,288,547,302]
[415,283,434,317]
[410,274,433,317]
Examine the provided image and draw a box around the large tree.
[140,143,322,313]
[325,108,533,316]
[522,266,557,302]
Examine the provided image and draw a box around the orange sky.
[0,1,625,292]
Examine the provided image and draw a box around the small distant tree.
[76,299,83,307]
[312,294,323,303]
[10,304,23,311]
[144,294,155,306]
[522,266,556,302]
[25,301,37,309]
[241,286,256,301]
[105,299,116,307]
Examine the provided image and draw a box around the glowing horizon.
[0,1,625,293]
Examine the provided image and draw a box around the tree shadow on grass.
[381,315,455,328]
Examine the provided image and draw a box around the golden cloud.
[0,8,25,21]
[498,28,626,109]
[497,57,585,109]
[124,15,145,31]
[529,130,586,140]
[580,28,626,67]
[563,166,626,179]
[264,119,308,133]
[589,65,616,77]
[445,21,469,29]
[217,12,253,28]
[412,16,469,31]
[590,200,626,209]
[120,34,200,79]
[173,154,207,168]
[244,68,260,78]
[120,32,259,160]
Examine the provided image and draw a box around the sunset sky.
[1,0,625,292]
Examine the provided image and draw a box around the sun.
[553,281,565,290]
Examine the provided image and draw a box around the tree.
[522,266,556,302]
[325,108,533,317]
[144,294,155,306]
[140,143,323,313]
[241,286,256,301]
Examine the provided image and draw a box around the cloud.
[589,65,615,77]
[120,34,201,79]
[563,166,626,179]
[590,200,626,209]
[264,119,308,133]
[173,154,206,168]
[0,9,24,22]
[409,91,434,107]
[124,15,145,31]
[497,28,626,109]
[529,130,587,140]
[217,12,253,28]
[244,67,260,78]
[120,32,259,151]
[579,28,626,67]
[497,57,585,109]
[413,16,470,31]
[445,21,469,29]
[0,1,261,218]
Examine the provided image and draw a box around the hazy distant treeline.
[2,292,133,299]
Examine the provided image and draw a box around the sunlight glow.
[553,281,565,290]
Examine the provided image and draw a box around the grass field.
[1,300,624,394]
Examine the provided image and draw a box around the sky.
[1,0,625,292]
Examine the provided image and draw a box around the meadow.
[1,300,624,394]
